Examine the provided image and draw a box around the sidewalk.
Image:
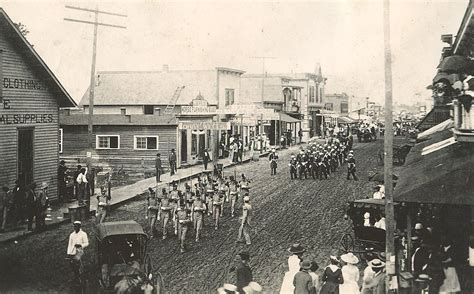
[0,148,278,244]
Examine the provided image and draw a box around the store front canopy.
[394,129,474,205]
[337,116,357,124]
[279,112,300,123]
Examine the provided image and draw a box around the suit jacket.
[155,158,162,169]
[293,271,313,294]
[361,271,385,294]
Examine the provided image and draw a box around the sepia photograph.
[0,0,473,293]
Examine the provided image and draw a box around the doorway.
[17,128,34,188]
[180,130,187,163]
[198,132,205,158]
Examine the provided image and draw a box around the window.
[134,136,158,150]
[320,88,324,103]
[341,103,349,113]
[225,89,235,106]
[121,108,126,115]
[59,128,63,153]
[96,135,120,149]
[325,103,333,111]
[144,105,154,115]
[309,86,315,103]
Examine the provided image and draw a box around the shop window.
[309,86,315,103]
[191,133,197,155]
[144,105,154,115]
[59,128,63,153]
[134,136,158,150]
[96,135,120,149]
[225,89,235,106]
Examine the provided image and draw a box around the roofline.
[453,0,474,54]
[216,67,246,75]
[0,8,77,107]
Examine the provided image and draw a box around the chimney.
[162,64,169,72]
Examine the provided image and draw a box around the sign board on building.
[179,121,231,130]
[181,95,216,115]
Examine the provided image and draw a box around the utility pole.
[383,0,396,292]
[65,5,127,149]
[366,97,369,114]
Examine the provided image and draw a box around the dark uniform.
[346,154,358,180]
[269,151,279,175]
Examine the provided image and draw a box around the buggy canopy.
[97,221,146,240]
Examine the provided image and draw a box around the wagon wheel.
[376,149,384,166]
[340,233,354,253]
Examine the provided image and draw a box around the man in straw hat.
[361,258,385,294]
[339,252,360,294]
[293,260,314,294]
[217,283,238,294]
[269,148,279,175]
[35,182,49,231]
[242,281,262,294]
[287,243,306,269]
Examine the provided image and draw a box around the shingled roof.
[80,68,244,107]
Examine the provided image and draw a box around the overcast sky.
[1,0,468,105]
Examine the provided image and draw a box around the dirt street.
[0,140,384,293]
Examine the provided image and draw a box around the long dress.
[319,265,344,294]
[279,255,300,294]
[439,246,461,294]
[339,264,360,294]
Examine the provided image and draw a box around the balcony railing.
[453,98,474,142]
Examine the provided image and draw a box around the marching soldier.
[236,195,252,245]
[239,173,251,196]
[269,148,279,175]
[346,153,358,180]
[176,201,191,253]
[206,184,214,217]
[146,187,161,237]
[191,191,206,242]
[169,182,180,235]
[289,155,298,180]
[228,176,239,217]
[160,189,173,240]
[212,189,224,230]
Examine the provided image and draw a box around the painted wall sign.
[3,78,42,90]
[179,121,230,130]
[0,113,54,124]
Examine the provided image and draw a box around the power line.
[64,5,127,149]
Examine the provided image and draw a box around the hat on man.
[242,281,262,294]
[299,260,312,270]
[348,154,354,158]
[349,150,354,154]
[217,283,238,294]
[60,160,65,165]
[415,223,423,230]
[368,258,385,269]
[415,274,431,283]
[243,196,250,202]
[73,221,82,226]
[40,182,49,189]
[171,148,175,151]
[340,252,359,264]
[287,243,306,254]
[377,252,387,262]
[238,251,250,261]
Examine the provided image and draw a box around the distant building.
[240,64,327,142]
[60,67,244,169]
[0,8,77,200]
[324,93,349,114]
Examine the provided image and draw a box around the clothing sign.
[179,121,230,130]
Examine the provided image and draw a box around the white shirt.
[373,191,384,199]
[76,173,88,184]
[67,230,89,255]
[374,217,386,230]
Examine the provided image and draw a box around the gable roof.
[0,8,76,108]
[80,68,243,107]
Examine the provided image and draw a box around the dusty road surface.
[0,140,384,293]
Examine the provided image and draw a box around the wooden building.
[0,8,77,200]
[61,67,243,169]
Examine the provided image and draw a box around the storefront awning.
[337,116,357,124]
[279,112,301,123]
[394,129,474,205]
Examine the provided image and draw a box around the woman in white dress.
[439,240,461,294]
[280,244,305,294]
[339,252,360,294]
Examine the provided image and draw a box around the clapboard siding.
[60,125,178,172]
[0,24,60,200]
